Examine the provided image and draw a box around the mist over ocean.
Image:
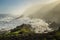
[0,0,60,33]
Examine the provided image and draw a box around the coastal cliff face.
[1,23,59,40]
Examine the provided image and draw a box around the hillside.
[0,23,60,40]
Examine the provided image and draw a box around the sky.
[0,0,57,16]
[0,0,27,14]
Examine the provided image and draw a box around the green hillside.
[0,24,60,40]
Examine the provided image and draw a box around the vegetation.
[0,24,60,40]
